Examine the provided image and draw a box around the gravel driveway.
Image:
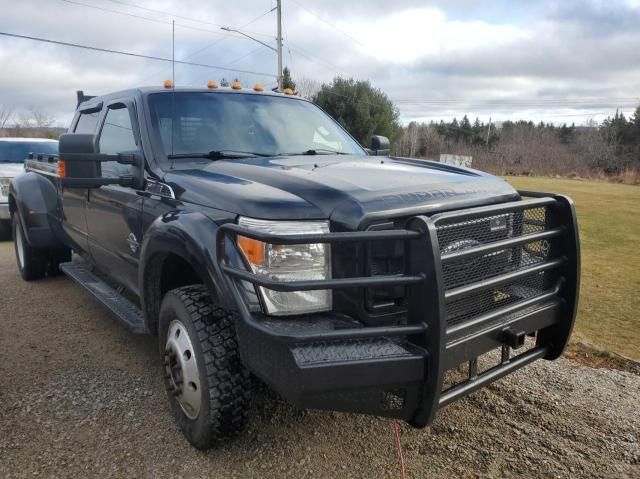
[0,241,638,478]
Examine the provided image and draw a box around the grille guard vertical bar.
[404,215,447,427]
[523,192,580,359]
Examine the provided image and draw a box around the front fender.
[139,210,257,331]
[9,171,66,249]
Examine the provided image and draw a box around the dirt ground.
[0,241,638,478]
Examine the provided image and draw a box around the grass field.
[505,176,640,360]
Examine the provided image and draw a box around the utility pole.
[276,0,283,90]
[221,2,282,89]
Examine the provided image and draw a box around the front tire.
[159,285,252,449]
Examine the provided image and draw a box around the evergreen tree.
[558,123,575,144]
[460,115,472,144]
[313,77,401,147]
[282,67,296,91]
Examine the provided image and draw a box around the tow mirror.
[59,133,143,189]
[370,135,390,156]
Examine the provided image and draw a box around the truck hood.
[0,163,24,178]
[164,155,519,229]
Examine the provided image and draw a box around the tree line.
[0,105,60,139]
[305,75,639,184]
[394,111,639,183]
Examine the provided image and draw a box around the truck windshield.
[148,92,365,159]
[0,141,58,162]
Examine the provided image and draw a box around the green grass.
[504,176,640,360]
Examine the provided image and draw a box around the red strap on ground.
[392,419,407,479]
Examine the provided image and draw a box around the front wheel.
[159,285,252,449]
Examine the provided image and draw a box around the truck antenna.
[170,19,175,170]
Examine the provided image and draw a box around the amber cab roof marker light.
[163,79,174,89]
[207,80,218,89]
[282,88,294,95]
[231,80,242,90]
[253,83,264,92]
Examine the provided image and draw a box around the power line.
[393,96,640,104]
[289,0,368,50]
[288,46,349,76]
[0,31,277,77]
[59,0,271,42]
[139,7,277,84]
[106,0,273,39]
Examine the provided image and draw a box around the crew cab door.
[86,100,144,295]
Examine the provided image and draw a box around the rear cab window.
[74,111,100,134]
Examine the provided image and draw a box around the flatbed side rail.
[24,153,60,177]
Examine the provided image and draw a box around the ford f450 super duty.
[8,85,579,449]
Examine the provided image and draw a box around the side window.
[74,111,99,134]
[98,105,137,178]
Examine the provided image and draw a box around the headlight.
[0,178,10,198]
[237,217,331,316]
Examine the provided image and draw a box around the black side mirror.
[370,135,390,156]
[59,133,143,189]
[59,133,100,183]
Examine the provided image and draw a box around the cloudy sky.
[0,0,639,126]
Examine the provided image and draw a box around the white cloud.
[0,0,638,127]
[337,7,528,63]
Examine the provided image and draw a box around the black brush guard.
[216,192,580,426]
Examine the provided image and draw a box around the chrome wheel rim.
[164,319,201,419]
[15,223,25,269]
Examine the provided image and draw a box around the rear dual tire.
[13,215,70,281]
[159,285,252,449]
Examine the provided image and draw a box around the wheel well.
[144,253,204,335]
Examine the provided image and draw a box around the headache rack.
[216,191,579,426]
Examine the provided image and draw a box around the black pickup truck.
[8,85,580,449]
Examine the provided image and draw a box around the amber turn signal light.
[237,235,265,266]
[58,159,66,178]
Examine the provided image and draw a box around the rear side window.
[74,111,100,134]
[98,106,137,178]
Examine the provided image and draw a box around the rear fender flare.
[8,172,66,249]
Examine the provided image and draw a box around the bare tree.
[29,106,55,128]
[0,105,14,129]
[296,77,321,100]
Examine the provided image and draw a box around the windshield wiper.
[281,149,349,156]
[167,150,270,160]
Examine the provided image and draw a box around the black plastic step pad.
[60,262,146,334]
[292,338,414,366]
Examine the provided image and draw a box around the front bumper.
[217,191,580,426]
[0,202,10,220]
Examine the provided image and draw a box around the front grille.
[435,205,562,327]
[366,239,406,311]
